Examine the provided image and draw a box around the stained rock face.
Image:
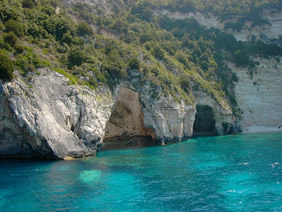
[104,87,155,142]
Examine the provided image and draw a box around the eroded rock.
[0,69,113,159]
[0,69,236,159]
[104,87,155,142]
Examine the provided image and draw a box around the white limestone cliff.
[0,69,114,159]
[228,57,282,133]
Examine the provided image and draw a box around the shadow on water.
[101,136,158,151]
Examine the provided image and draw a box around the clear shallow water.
[0,133,281,212]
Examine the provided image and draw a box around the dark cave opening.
[193,104,217,137]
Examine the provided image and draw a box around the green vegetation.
[3,31,17,47]
[77,21,93,36]
[22,0,35,8]
[5,19,25,37]
[128,57,141,70]
[0,50,14,81]
[0,0,281,113]
[164,0,281,30]
[54,68,78,85]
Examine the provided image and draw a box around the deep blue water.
[0,133,281,211]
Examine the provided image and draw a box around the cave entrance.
[193,104,217,137]
[102,87,156,150]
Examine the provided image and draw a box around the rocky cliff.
[229,57,282,133]
[0,69,114,159]
[155,9,282,132]
[0,69,235,159]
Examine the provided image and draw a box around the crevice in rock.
[71,124,75,132]
[193,104,217,137]
[103,87,156,150]
[70,107,83,139]
[222,122,236,135]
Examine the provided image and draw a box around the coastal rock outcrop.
[0,69,235,159]
[0,69,114,159]
[137,83,235,143]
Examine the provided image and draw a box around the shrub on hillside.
[5,20,25,37]
[68,48,86,68]
[3,32,17,47]
[77,21,92,36]
[22,0,35,8]
[0,22,4,31]
[0,51,14,81]
[128,58,140,70]
[153,46,165,60]
[179,76,191,92]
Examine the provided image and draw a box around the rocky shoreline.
[0,69,237,159]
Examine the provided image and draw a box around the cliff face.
[231,10,282,43]
[229,57,282,132]
[0,69,235,159]
[141,91,234,143]
[156,9,282,132]
[0,69,114,159]
[156,9,282,43]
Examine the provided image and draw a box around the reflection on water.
[0,132,281,211]
[101,136,157,151]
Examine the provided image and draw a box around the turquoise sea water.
[0,133,281,211]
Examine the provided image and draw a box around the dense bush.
[128,58,140,70]
[0,22,4,31]
[22,0,35,8]
[67,48,86,68]
[131,1,156,21]
[0,51,14,81]
[153,46,165,60]
[179,76,191,92]
[3,32,17,47]
[5,19,25,36]
[77,21,93,36]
